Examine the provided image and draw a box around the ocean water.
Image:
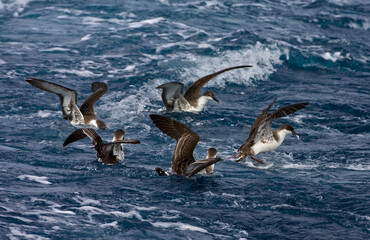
[0,0,369,239]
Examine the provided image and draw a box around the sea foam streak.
[17,175,52,185]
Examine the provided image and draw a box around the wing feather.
[63,128,103,147]
[156,82,185,110]
[185,157,221,177]
[79,82,108,117]
[26,78,82,119]
[183,65,252,105]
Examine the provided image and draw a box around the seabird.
[150,114,221,177]
[63,128,140,165]
[156,65,252,112]
[26,78,108,129]
[229,99,309,164]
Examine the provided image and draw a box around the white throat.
[192,96,211,112]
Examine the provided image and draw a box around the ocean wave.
[0,0,32,17]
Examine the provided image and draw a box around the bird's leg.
[227,152,238,160]
[251,156,264,164]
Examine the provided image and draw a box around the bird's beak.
[212,96,219,103]
[227,152,237,160]
[293,132,300,140]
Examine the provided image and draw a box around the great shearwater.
[229,99,309,164]
[156,65,252,112]
[26,78,108,129]
[150,114,221,177]
[63,128,140,165]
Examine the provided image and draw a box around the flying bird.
[229,99,309,164]
[150,114,221,177]
[156,65,252,112]
[63,128,140,165]
[26,78,108,129]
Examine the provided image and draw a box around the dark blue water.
[0,0,369,239]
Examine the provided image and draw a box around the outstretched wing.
[26,78,83,121]
[253,101,309,143]
[183,65,252,105]
[150,114,197,141]
[150,114,200,175]
[63,128,103,147]
[244,98,277,145]
[79,82,108,117]
[185,157,221,177]
[156,82,186,110]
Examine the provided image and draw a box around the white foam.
[82,16,105,25]
[110,210,143,220]
[73,196,101,206]
[0,0,33,17]
[100,221,119,229]
[54,68,103,77]
[17,175,52,185]
[8,227,50,240]
[123,65,136,71]
[151,221,208,233]
[180,42,285,87]
[346,164,370,171]
[0,58,6,65]
[282,163,318,169]
[321,51,349,62]
[128,17,165,28]
[41,47,78,53]
[80,34,92,41]
[37,110,58,118]
[244,161,274,169]
[51,208,75,215]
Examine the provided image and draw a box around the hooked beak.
[212,96,219,103]
[293,132,300,140]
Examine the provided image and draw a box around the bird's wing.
[255,102,309,143]
[150,114,200,175]
[26,78,83,121]
[156,82,185,110]
[63,128,103,147]
[185,157,221,177]
[79,82,108,117]
[171,132,200,175]
[244,98,277,145]
[150,114,197,141]
[183,65,252,105]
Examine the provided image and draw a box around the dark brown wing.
[183,65,252,105]
[243,98,277,146]
[265,102,309,121]
[150,114,200,175]
[185,157,221,177]
[63,128,103,147]
[26,78,80,118]
[79,82,108,117]
[150,114,197,141]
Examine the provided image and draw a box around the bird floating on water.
[156,65,252,112]
[150,114,221,177]
[63,128,140,165]
[26,78,108,129]
[229,99,309,164]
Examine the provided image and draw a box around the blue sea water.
[0,0,369,239]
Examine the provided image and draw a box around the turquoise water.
[0,0,369,239]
